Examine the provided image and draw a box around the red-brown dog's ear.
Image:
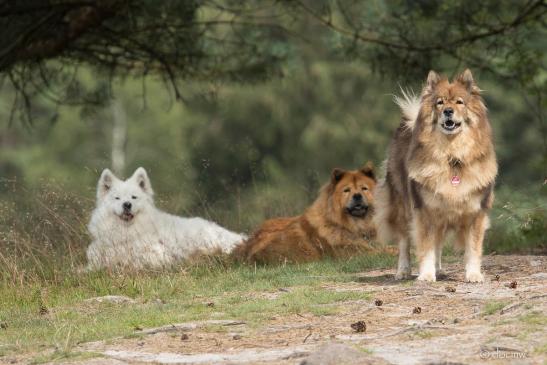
[360,161,375,181]
[331,168,345,184]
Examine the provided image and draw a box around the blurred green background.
[0,1,545,274]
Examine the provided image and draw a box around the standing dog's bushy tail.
[393,88,420,130]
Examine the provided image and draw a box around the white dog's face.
[96,167,154,223]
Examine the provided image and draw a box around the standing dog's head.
[420,69,486,136]
[96,167,154,223]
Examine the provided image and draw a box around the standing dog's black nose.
[352,193,363,201]
[443,108,454,117]
[123,202,132,210]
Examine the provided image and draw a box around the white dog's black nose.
[443,108,454,117]
[123,202,132,210]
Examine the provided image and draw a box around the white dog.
[86,167,246,270]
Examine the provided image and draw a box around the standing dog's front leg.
[395,237,411,280]
[435,240,444,275]
[459,213,488,283]
[413,211,441,282]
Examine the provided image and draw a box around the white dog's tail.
[393,88,420,130]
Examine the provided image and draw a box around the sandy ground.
[11,255,547,364]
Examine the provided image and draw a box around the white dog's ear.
[97,169,118,200]
[423,70,441,95]
[130,167,154,195]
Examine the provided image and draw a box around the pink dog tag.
[451,175,461,186]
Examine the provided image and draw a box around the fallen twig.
[138,320,245,335]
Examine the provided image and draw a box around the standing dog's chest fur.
[405,128,497,223]
[409,178,493,223]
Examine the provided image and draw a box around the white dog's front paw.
[417,270,436,282]
[395,268,412,280]
[465,271,484,283]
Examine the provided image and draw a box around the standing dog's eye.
[436,99,444,105]
[456,99,464,105]
[132,196,137,199]
[343,188,351,193]
[362,186,368,191]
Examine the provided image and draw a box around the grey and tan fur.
[373,69,497,282]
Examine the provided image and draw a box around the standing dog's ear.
[360,161,375,181]
[130,167,154,196]
[97,169,118,200]
[456,69,480,95]
[423,70,441,95]
[331,168,346,184]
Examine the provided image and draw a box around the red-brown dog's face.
[423,69,485,136]
[330,163,376,219]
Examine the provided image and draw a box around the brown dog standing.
[374,70,497,282]
[235,164,377,264]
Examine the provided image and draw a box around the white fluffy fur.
[86,167,246,270]
[393,88,420,130]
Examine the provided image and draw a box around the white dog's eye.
[436,98,444,105]
[456,98,464,105]
[115,197,120,200]
[132,195,137,199]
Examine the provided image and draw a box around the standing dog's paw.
[395,269,412,280]
[465,271,484,283]
[417,271,436,282]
